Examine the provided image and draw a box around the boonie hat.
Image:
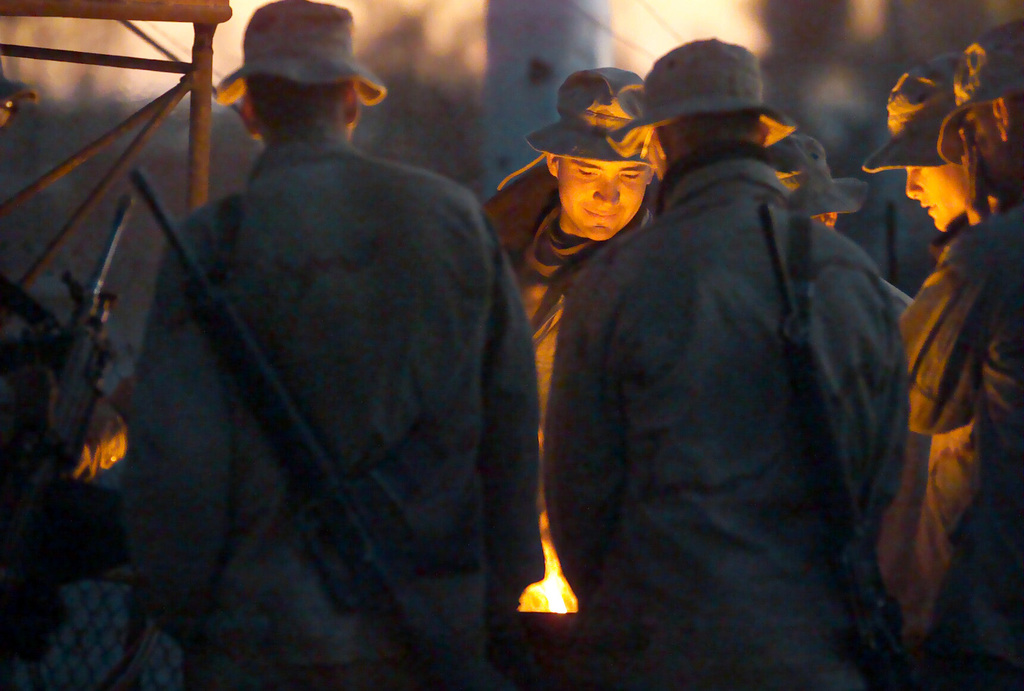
[937,20,1024,163]
[216,0,386,107]
[527,68,647,161]
[497,68,651,190]
[772,133,867,217]
[862,53,959,172]
[611,39,795,150]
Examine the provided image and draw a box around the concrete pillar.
[482,0,612,194]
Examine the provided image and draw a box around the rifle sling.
[758,205,915,691]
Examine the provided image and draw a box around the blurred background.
[0,0,1020,394]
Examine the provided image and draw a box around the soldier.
[1,65,127,668]
[770,131,867,228]
[899,21,1024,691]
[861,53,976,651]
[122,1,543,688]
[544,39,909,689]
[485,68,654,427]
[863,54,972,258]
[484,69,654,622]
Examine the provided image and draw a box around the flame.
[519,509,578,614]
[73,412,128,482]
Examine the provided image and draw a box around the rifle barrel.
[87,194,133,309]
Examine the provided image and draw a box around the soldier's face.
[904,163,970,231]
[547,155,653,241]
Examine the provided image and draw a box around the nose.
[594,178,619,205]
[905,167,924,200]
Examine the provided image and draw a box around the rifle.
[759,205,918,691]
[130,169,517,690]
[49,193,131,474]
[1,195,131,660]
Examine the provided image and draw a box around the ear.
[545,153,560,178]
[343,82,360,127]
[239,94,263,140]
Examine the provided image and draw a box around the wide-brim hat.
[937,20,1024,163]
[772,133,867,217]
[216,0,386,107]
[498,67,652,190]
[862,53,959,172]
[611,39,796,150]
[526,67,649,162]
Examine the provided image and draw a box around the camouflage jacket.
[123,135,543,670]
[901,202,1024,667]
[545,153,908,690]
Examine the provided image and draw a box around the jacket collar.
[249,133,357,182]
[658,144,788,214]
[928,213,971,264]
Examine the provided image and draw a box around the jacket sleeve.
[476,221,545,611]
[900,260,984,435]
[120,218,233,646]
[543,260,627,604]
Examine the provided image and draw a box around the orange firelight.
[518,510,578,614]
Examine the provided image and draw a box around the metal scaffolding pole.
[187,23,216,210]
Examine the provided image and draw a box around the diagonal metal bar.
[119,20,184,64]
[19,76,193,288]
[0,84,186,220]
[0,42,189,74]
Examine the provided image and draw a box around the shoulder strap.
[760,205,863,522]
[208,193,244,285]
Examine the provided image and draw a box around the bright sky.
[1,0,783,101]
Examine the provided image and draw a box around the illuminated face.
[904,163,970,231]
[546,154,653,241]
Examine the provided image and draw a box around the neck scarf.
[525,208,601,280]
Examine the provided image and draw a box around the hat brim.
[0,80,38,104]
[863,129,946,172]
[800,177,868,217]
[216,57,386,106]
[611,97,796,147]
[526,122,652,164]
